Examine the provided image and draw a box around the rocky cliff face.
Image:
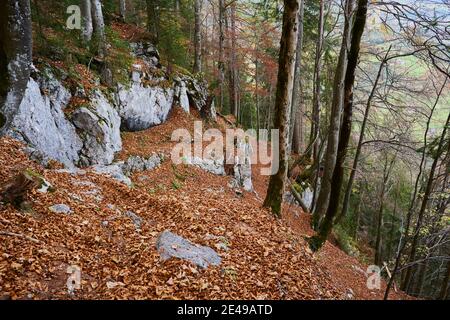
[1,42,215,169]
[5,75,82,168]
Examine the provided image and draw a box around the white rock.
[116,83,174,131]
[6,77,82,167]
[92,163,132,186]
[184,156,225,175]
[49,204,72,214]
[72,91,122,166]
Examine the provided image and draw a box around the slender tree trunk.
[402,110,450,291]
[227,2,238,118]
[415,259,428,297]
[81,0,93,43]
[119,0,126,20]
[354,185,364,240]
[336,46,392,224]
[146,0,159,43]
[91,0,105,40]
[439,260,450,300]
[375,154,395,266]
[0,0,32,133]
[263,0,299,217]
[255,58,260,139]
[384,79,447,299]
[290,0,305,154]
[309,0,325,161]
[193,0,202,73]
[218,0,225,110]
[91,0,106,56]
[309,0,367,251]
[311,0,354,230]
[387,186,399,259]
[230,2,239,120]
[267,85,273,130]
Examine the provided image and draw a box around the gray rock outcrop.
[92,163,132,186]
[231,139,253,191]
[5,76,82,167]
[121,154,162,175]
[1,42,212,171]
[116,83,174,131]
[72,91,122,166]
[184,156,225,175]
[49,204,72,214]
[156,230,221,268]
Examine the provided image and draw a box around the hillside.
[0,108,411,300]
[1,0,448,302]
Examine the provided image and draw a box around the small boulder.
[92,163,132,186]
[121,154,162,175]
[49,204,72,214]
[156,230,221,268]
[183,156,224,175]
[125,211,142,231]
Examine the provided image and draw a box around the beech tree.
[146,0,159,43]
[263,0,299,217]
[119,0,126,21]
[290,0,305,154]
[81,0,93,43]
[311,0,354,229]
[0,0,32,133]
[193,0,202,73]
[309,0,368,250]
[309,0,325,161]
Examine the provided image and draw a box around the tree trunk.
[227,3,238,119]
[439,260,450,300]
[81,0,93,43]
[146,0,159,43]
[311,0,354,230]
[309,0,367,251]
[384,78,447,299]
[336,46,391,224]
[255,58,260,138]
[91,0,106,56]
[0,0,32,133]
[290,0,305,154]
[193,0,202,73]
[402,110,450,291]
[91,0,105,40]
[415,258,428,297]
[309,0,325,161]
[218,0,225,111]
[353,185,364,240]
[375,154,395,266]
[387,186,399,260]
[119,0,126,21]
[263,0,299,217]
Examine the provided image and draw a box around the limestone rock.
[156,230,221,268]
[125,211,142,231]
[121,154,162,175]
[5,76,82,167]
[184,156,224,175]
[71,91,122,166]
[116,83,174,131]
[49,204,72,214]
[231,139,253,191]
[92,163,132,186]
[174,80,190,113]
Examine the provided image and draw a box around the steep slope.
[0,108,412,300]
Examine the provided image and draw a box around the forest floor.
[0,107,413,300]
